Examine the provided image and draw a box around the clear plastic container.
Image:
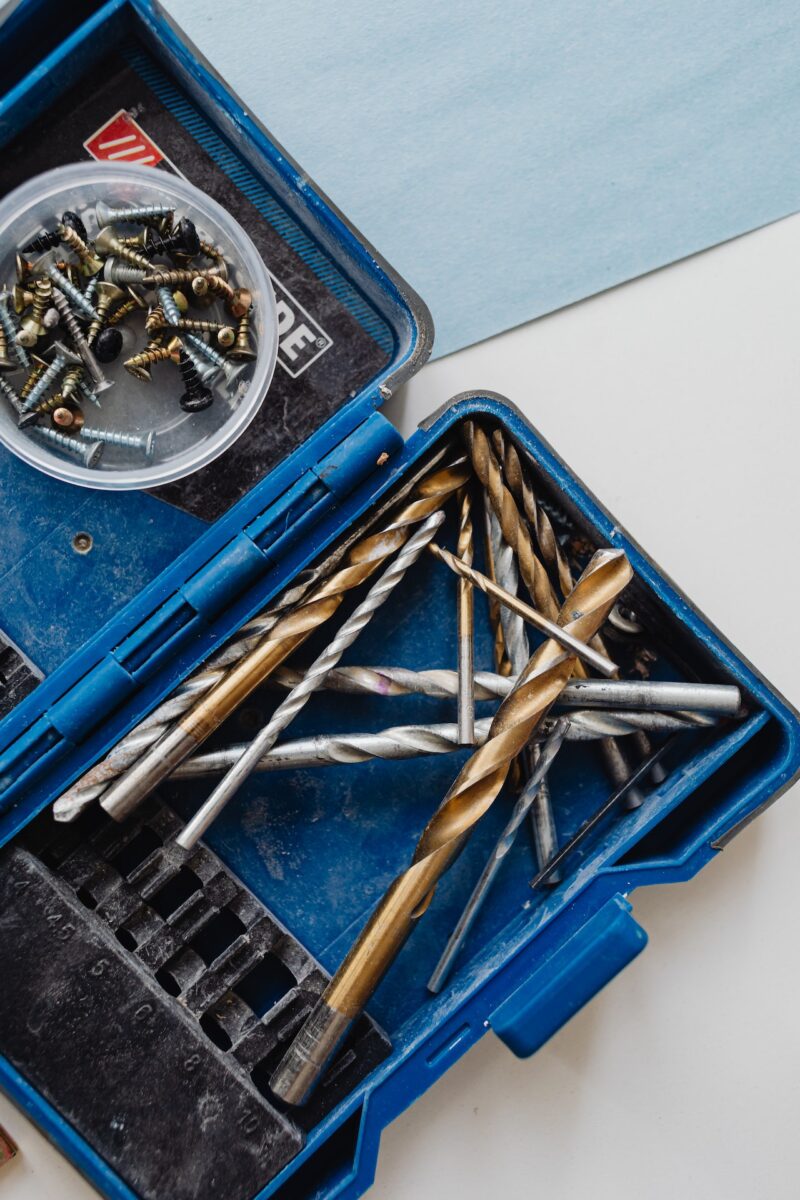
[0,162,277,489]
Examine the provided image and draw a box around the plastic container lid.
[0,162,277,489]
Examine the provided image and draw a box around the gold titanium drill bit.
[492,427,647,808]
[176,510,447,850]
[427,542,617,677]
[98,457,472,823]
[269,547,633,1105]
[463,419,560,621]
[52,444,461,822]
[456,489,475,745]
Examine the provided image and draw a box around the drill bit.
[52,670,739,822]
[456,489,475,744]
[464,419,560,620]
[51,444,463,822]
[98,458,471,823]
[482,505,514,677]
[492,426,648,806]
[529,734,682,889]
[172,709,712,779]
[176,510,446,849]
[428,541,617,677]
[427,717,570,993]
[269,547,632,1106]
[488,509,561,884]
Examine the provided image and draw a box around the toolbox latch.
[490,895,647,1058]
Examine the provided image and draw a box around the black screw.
[94,326,123,363]
[22,210,89,254]
[177,347,213,412]
[145,217,200,261]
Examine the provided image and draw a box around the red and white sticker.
[83,110,173,170]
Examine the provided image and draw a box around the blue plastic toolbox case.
[0,4,799,1199]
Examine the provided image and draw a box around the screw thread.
[33,423,100,465]
[0,296,30,369]
[45,266,99,321]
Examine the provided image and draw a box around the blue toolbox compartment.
[0,4,799,1200]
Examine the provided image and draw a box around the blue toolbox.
[0,4,798,1199]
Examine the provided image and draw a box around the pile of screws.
[0,197,257,470]
[53,421,745,1104]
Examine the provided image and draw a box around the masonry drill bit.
[52,444,462,823]
[428,717,570,993]
[172,710,710,779]
[456,489,475,744]
[488,509,561,884]
[176,510,446,849]
[464,419,560,620]
[492,425,648,804]
[428,542,617,677]
[98,458,472,823]
[529,734,682,889]
[269,547,632,1105]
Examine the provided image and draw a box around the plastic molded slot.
[189,909,247,965]
[200,1011,233,1052]
[270,1111,363,1200]
[109,826,162,878]
[235,953,296,1018]
[148,866,202,919]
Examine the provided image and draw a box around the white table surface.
[1,214,799,1199]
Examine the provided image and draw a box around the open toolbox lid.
[0,0,432,676]
[1,7,800,1200]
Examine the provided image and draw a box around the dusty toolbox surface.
[0,4,799,1200]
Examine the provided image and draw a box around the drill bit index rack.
[0,6,798,1200]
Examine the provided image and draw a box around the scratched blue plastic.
[0,6,799,1200]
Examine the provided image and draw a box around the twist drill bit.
[428,717,570,993]
[482,505,514,677]
[529,734,683,889]
[464,419,560,620]
[488,509,560,883]
[270,547,633,1105]
[456,489,475,744]
[52,665,739,823]
[52,445,461,822]
[428,542,617,676]
[492,426,648,806]
[98,458,472,823]
[175,709,713,778]
[176,511,446,849]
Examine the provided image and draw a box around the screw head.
[84,441,104,468]
[174,218,200,257]
[144,430,156,461]
[61,210,88,242]
[52,406,79,429]
[17,410,39,430]
[179,388,213,413]
[94,327,123,363]
[217,326,235,348]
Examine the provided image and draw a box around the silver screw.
[23,342,79,410]
[102,258,147,286]
[157,286,182,324]
[77,377,102,409]
[0,375,38,428]
[83,276,99,306]
[96,201,173,226]
[0,292,29,370]
[32,425,103,468]
[50,288,110,393]
[80,426,155,461]
[185,333,245,387]
[42,263,99,321]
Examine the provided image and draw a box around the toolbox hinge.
[0,411,402,810]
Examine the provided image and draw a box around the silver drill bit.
[428,717,570,993]
[42,263,99,321]
[489,509,561,883]
[176,510,448,849]
[50,288,111,392]
[456,489,475,744]
[173,710,712,780]
[32,425,103,467]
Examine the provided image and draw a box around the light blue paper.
[164,0,800,358]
